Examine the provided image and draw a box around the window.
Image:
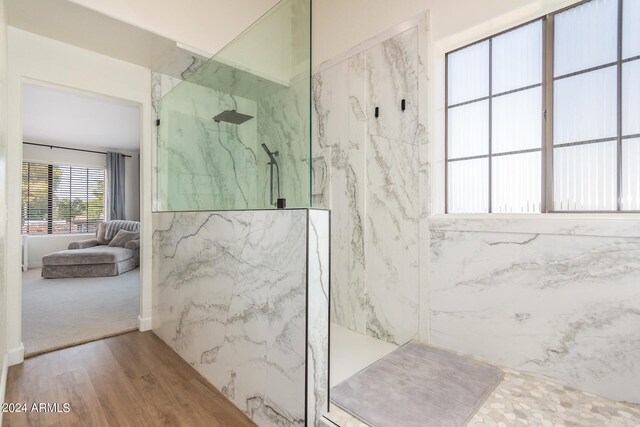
[446,0,640,213]
[22,162,106,234]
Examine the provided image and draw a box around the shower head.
[213,110,254,125]
[261,143,278,162]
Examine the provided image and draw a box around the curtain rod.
[23,141,133,158]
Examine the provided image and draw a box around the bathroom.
[0,0,639,426]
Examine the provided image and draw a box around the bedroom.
[20,81,141,356]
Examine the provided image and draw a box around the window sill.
[23,233,96,238]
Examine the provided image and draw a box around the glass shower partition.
[155,0,311,211]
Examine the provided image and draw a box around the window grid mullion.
[616,0,623,211]
[445,49,449,213]
[447,82,543,109]
[542,15,550,213]
[553,61,617,81]
[488,38,493,213]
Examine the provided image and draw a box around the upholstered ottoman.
[41,245,136,279]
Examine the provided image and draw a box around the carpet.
[22,268,139,356]
[331,341,504,427]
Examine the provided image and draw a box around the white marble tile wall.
[258,75,312,208]
[152,67,311,211]
[365,29,420,344]
[312,27,423,345]
[307,210,330,426]
[313,55,367,335]
[429,223,640,403]
[152,209,329,426]
[155,78,260,211]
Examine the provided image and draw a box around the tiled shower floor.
[468,368,640,427]
[325,324,640,427]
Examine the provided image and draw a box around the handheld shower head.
[261,143,278,162]
[262,143,281,207]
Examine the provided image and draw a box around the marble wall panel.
[429,227,640,403]
[155,79,259,211]
[152,209,329,425]
[152,63,312,211]
[365,28,420,146]
[312,27,421,345]
[313,57,366,333]
[363,28,421,344]
[365,136,420,344]
[258,75,311,208]
[307,210,330,426]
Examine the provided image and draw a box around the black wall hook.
[401,99,406,111]
[375,106,379,118]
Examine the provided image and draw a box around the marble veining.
[429,229,640,403]
[430,216,640,238]
[308,210,331,426]
[312,28,422,345]
[152,209,329,426]
[153,73,261,211]
[258,75,311,208]
[152,61,311,212]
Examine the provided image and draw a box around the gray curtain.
[106,152,126,220]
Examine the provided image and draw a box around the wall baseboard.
[138,315,152,332]
[7,344,24,366]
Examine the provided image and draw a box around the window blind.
[22,162,106,234]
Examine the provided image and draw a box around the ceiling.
[6,0,279,70]
[23,83,141,151]
[6,0,176,68]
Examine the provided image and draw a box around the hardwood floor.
[2,331,256,427]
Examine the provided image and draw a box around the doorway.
[20,82,142,356]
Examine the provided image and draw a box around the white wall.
[23,234,83,269]
[312,0,577,67]
[0,0,8,413]
[6,27,153,364]
[62,0,303,86]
